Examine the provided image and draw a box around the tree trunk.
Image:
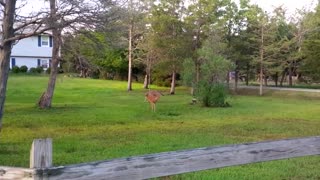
[143,58,152,89]
[274,73,279,87]
[38,0,60,109]
[192,61,200,96]
[264,76,268,86]
[246,64,249,86]
[195,61,200,84]
[127,25,133,91]
[127,0,133,91]
[170,71,176,95]
[234,61,239,92]
[190,87,194,96]
[234,70,238,93]
[226,71,230,89]
[259,68,263,96]
[38,29,61,108]
[0,0,17,131]
[288,64,293,87]
[259,24,264,96]
[280,70,286,87]
[143,74,149,89]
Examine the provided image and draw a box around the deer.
[145,90,163,112]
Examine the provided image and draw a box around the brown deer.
[145,90,163,112]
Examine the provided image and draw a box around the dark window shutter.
[49,36,53,47]
[37,59,41,67]
[11,58,16,67]
[38,36,41,47]
[49,59,52,68]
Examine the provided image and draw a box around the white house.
[10,34,53,70]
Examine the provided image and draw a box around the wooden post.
[30,138,52,169]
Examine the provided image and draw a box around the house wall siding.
[11,57,50,70]
[11,35,52,57]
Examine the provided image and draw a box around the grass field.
[0,75,320,179]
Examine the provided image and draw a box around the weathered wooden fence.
[1,136,319,180]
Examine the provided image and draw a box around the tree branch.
[0,0,5,7]
[4,27,52,43]
[13,19,43,32]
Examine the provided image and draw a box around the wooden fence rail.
[1,136,320,180]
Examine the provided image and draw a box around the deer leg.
[149,102,153,110]
[152,103,156,112]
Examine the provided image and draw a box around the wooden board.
[39,136,320,180]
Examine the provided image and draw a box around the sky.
[249,0,317,15]
[19,0,318,16]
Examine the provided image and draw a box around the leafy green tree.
[126,0,148,91]
[62,31,127,79]
[183,31,233,107]
[197,37,233,107]
[185,0,236,93]
[301,4,320,81]
[149,0,192,94]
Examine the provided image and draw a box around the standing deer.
[145,90,163,112]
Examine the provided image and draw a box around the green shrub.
[46,67,51,74]
[20,65,28,73]
[29,67,43,73]
[45,67,64,74]
[12,66,20,73]
[58,68,64,74]
[91,70,100,79]
[29,67,37,73]
[197,82,230,107]
[36,67,44,73]
[153,77,171,87]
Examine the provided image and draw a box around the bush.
[197,82,230,107]
[29,67,37,73]
[91,70,100,79]
[20,65,28,73]
[12,66,20,73]
[58,68,64,74]
[45,67,64,74]
[29,67,43,73]
[46,67,51,74]
[36,67,44,73]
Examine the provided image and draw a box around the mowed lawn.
[1,75,320,179]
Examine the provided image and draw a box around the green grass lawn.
[1,75,319,179]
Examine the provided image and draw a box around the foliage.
[192,37,233,107]
[301,4,320,81]
[62,31,128,79]
[302,39,320,81]
[20,65,28,73]
[147,0,193,93]
[182,58,195,87]
[198,41,233,84]
[36,67,44,73]
[197,82,230,107]
[11,66,20,73]
[46,67,51,74]
[29,67,43,73]
[152,65,180,87]
[29,68,37,73]
[59,0,320,88]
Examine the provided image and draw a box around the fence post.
[30,138,52,169]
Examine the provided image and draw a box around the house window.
[41,36,49,47]
[41,60,48,68]
[11,58,16,67]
